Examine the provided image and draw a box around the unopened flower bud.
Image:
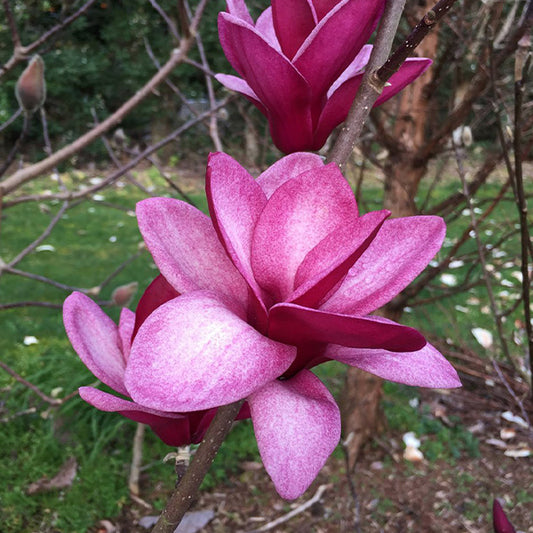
[111,281,138,307]
[15,55,46,113]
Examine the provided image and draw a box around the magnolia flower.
[124,152,460,499]
[217,0,432,153]
[64,275,248,446]
[493,499,516,533]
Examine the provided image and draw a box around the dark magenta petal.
[268,303,426,352]
[493,500,516,533]
[79,386,193,447]
[272,0,317,59]
[374,58,433,106]
[215,74,268,115]
[226,0,254,25]
[294,0,385,101]
[312,0,342,20]
[218,12,314,153]
[132,274,179,341]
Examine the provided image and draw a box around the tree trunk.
[341,0,437,469]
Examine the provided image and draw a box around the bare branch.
[0,0,209,197]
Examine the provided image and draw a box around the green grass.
[0,162,529,531]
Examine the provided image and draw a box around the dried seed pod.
[15,55,46,113]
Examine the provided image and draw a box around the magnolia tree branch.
[0,0,209,198]
[328,0,459,167]
[2,99,229,208]
[0,0,97,78]
[152,400,244,533]
[328,0,407,167]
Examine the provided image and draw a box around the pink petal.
[63,292,127,396]
[268,304,426,353]
[206,152,268,322]
[375,58,432,106]
[255,7,282,52]
[271,0,317,59]
[289,210,390,308]
[226,0,254,26]
[256,152,325,199]
[136,198,248,306]
[79,386,195,446]
[322,216,446,315]
[215,74,267,115]
[293,0,385,100]
[325,340,462,389]
[132,274,180,341]
[218,13,314,153]
[118,307,135,361]
[251,163,358,302]
[125,291,296,412]
[327,44,372,97]
[249,370,340,499]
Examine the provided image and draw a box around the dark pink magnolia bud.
[15,55,46,113]
[111,282,138,307]
[493,499,516,533]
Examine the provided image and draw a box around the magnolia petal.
[79,386,194,447]
[294,0,385,99]
[256,152,325,199]
[218,13,314,153]
[126,291,296,412]
[328,44,372,97]
[249,370,340,499]
[215,74,267,115]
[251,164,358,302]
[375,58,432,106]
[313,0,343,20]
[255,7,281,51]
[271,0,317,59]
[324,341,462,389]
[290,210,390,308]
[226,0,254,26]
[118,307,135,361]
[268,303,426,353]
[206,152,268,316]
[132,274,180,341]
[493,499,517,533]
[136,198,248,306]
[322,216,446,315]
[63,292,127,396]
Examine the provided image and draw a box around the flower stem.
[152,400,244,533]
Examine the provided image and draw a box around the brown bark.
[341,1,437,469]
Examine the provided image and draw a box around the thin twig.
[245,484,331,533]
[129,423,146,496]
[0,360,62,405]
[7,201,69,268]
[0,113,30,178]
[0,107,22,133]
[148,0,179,41]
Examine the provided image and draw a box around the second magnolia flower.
[217,0,432,153]
[123,152,459,498]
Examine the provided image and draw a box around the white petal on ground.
[23,336,39,345]
[35,244,56,252]
[440,273,457,287]
[471,328,493,349]
[501,411,528,429]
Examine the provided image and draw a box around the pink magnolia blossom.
[124,152,460,499]
[216,0,432,153]
[64,275,249,446]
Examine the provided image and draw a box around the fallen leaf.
[501,411,529,429]
[27,456,77,494]
[471,328,493,349]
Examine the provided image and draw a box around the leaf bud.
[15,55,46,113]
